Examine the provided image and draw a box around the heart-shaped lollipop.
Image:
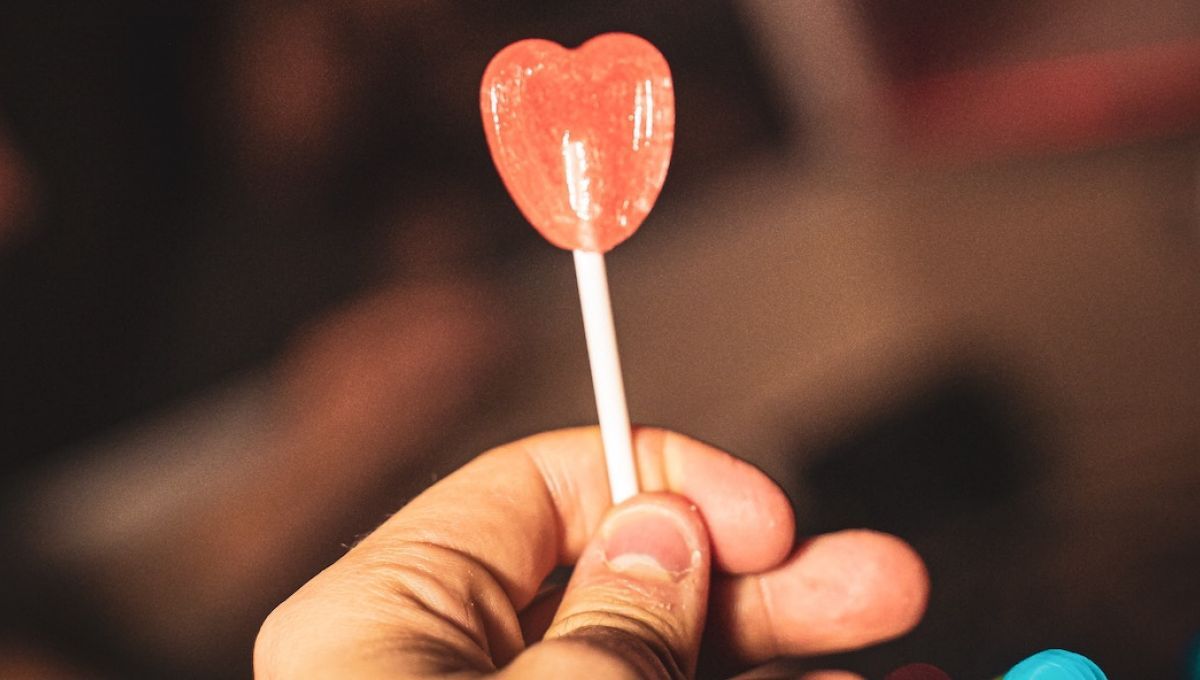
[481,33,675,252]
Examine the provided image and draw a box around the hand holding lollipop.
[254,36,930,680]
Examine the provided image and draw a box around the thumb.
[504,493,711,679]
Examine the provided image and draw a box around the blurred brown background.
[0,1,1198,678]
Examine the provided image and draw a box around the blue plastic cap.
[1004,649,1107,680]
[1186,633,1200,680]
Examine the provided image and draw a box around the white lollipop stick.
[573,249,639,504]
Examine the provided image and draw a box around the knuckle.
[503,639,644,680]
[358,540,502,649]
[549,609,685,680]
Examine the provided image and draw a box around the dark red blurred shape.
[894,38,1200,159]
[885,662,953,680]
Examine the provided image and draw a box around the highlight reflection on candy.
[480,33,674,252]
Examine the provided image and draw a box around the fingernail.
[602,505,697,576]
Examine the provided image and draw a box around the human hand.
[255,427,928,679]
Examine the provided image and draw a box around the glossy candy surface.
[481,33,674,252]
[1004,649,1106,680]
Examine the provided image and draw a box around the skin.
[255,427,929,679]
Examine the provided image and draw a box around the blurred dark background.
[0,1,1197,677]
